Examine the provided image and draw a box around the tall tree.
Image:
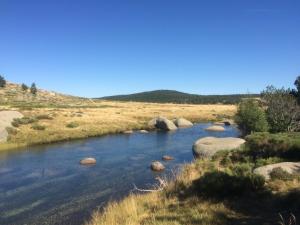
[30,82,37,95]
[262,86,300,132]
[21,83,28,91]
[294,75,300,103]
[0,75,6,88]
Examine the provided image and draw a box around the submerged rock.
[174,118,193,128]
[150,161,165,171]
[80,157,97,165]
[205,125,225,132]
[254,162,300,180]
[162,155,174,161]
[192,137,245,159]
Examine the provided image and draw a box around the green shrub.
[11,120,20,127]
[230,163,252,177]
[193,170,265,198]
[235,99,269,135]
[6,127,18,135]
[12,117,38,127]
[245,132,300,160]
[269,167,294,181]
[66,122,79,128]
[255,157,283,168]
[31,124,46,130]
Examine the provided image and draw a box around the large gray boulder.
[148,118,157,128]
[148,117,177,131]
[0,111,23,142]
[254,162,300,180]
[192,137,245,158]
[174,118,193,128]
[205,125,225,132]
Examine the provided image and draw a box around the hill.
[99,90,259,104]
[0,82,87,108]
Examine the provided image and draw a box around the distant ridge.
[99,90,259,104]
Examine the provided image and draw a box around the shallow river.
[0,123,240,225]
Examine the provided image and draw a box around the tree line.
[101,90,260,104]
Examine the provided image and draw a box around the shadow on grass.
[171,171,300,225]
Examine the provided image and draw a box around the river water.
[0,123,240,225]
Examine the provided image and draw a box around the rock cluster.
[148,117,193,131]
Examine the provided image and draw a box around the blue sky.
[0,0,299,97]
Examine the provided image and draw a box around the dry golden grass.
[86,192,236,225]
[0,101,236,151]
[86,155,300,225]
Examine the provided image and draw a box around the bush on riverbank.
[235,99,269,135]
[245,132,300,160]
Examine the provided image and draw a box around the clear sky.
[0,0,299,97]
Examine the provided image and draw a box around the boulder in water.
[148,117,177,131]
[123,130,133,134]
[150,161,165,171]
[139,130,149,133]
[80,157,97,165]
[192,137,245,158]
[174,118,193,128]
[162,155,174,161]
[213,122,225,126]
[205,125,225,132]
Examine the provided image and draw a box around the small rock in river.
[162,155,174,161]
[139,130,149,133]
[80,157,96,165]
[150,161,165,171]
[123,130,133,134]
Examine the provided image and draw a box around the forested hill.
[99,90,259,104]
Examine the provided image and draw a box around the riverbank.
[86,132,300,225]
[0,101,236,151]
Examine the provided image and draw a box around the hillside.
[0,82,87,108]
[100,90,259,104]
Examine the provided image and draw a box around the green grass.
[245,132,300,160]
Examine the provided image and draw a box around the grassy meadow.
[0,100,236,151]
